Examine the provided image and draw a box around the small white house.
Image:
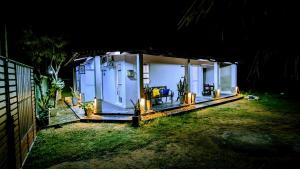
[73,52,238,112]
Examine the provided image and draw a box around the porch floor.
[70,101,133,122]
[152,93,234,112]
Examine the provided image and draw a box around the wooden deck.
[68,94,243,123]
[142,95,244,122]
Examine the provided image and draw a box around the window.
[143,64,150,84]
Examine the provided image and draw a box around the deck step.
[80,114,132,123]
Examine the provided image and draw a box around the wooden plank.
[0,153,8,169]
[8,74,15,80]
[10,97,17,104]
[10,103,17,111]
[0,73,4,79]
[0,129,7,141]
[9,86,16,92]
[0,135,8,147]
[0,107,5,117]
[0,81,4,87]
[13,114,18,122]
[8,62,15,68]
[8,68,15,74]
[9,91,16,98]
[0,114,7,125]
[27,129,34,146]
[0,121,6,132]
[8,80,15,86]
[21,136,29,162]
[10,108,17,116]
[0,101,6,109]
[0,94,5,102]
[0,87,5,94]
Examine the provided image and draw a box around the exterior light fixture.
[48,66,54,75]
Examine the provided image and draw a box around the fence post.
[4,58,17,169]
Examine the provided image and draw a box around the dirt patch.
[47,149,156,169]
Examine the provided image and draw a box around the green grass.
[23,93,300,169]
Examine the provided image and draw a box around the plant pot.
[85,109,94,117]
[65,97,72,106]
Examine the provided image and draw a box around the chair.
[202,83,214,96]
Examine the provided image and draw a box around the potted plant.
[37,95,51,127]
[70,87,80,106]
[177,77,188,104]
[130,99,140,127]
[82,102,94,117]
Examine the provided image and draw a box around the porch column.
[231,63,237,92]
[199,66,204,95]
[185,59,191,91]
[94,55,102,113]
[137,53,144,99]
[72,66,76,90]
[214,62,220,90]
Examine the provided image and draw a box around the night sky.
[1,0,300,94]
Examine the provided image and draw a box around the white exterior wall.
[231,64,237,88]
[149,64,185,100]
[220,65,232,92]
[102,63,117,105]
[190,65,204,96]
[101,55,138,109]
[204,67,214,85]
[125,55,138,108]
[214,62,220,90]
[77,59,96,102]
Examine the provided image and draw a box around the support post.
[186,59,191,92]
[133,53,143,127]
[213,62,220,97]
[94,56,102,113]
[231,63,238,94]
[137,53,144,99]
[199,65,204,96]
[72,66,76,90]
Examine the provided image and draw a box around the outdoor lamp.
[48,66,54,75]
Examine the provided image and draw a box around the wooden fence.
[0,56,36,169]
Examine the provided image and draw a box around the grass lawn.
[23,93,300,169]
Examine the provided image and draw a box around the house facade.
[73,52,238,112]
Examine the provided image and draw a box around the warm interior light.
[140,98,146,113]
